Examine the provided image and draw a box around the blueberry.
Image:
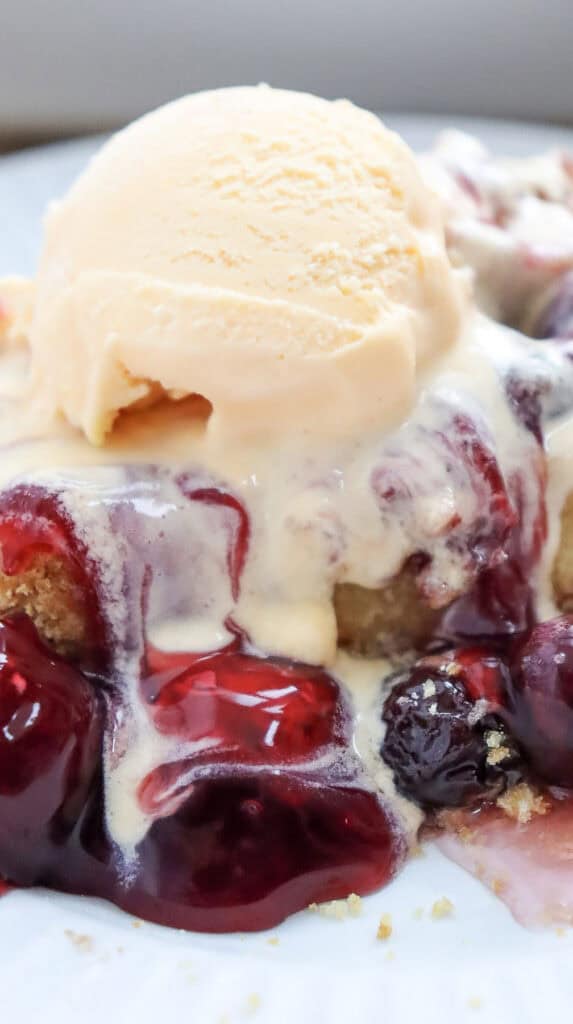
[381,650,522,809]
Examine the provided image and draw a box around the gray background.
[0,0,572,138]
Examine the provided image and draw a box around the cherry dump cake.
[0,88,573,932]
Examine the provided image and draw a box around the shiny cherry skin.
[382,647,521,809]
[130,772,404,932]
[142,647,345,764]
[504,615,573,786]
[0,613,103,884]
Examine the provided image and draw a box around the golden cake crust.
[0,554,88,653]
[334,567,440,656]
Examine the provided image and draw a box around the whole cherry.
[0,613,103,883]
[504,615,573,786]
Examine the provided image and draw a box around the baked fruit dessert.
[1,87,573,931]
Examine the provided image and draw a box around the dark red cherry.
[130,772,404,932]
[382,647,521,809]
[372,405,519,615]
[142,648,345,764]
[504,615,573,786]
[440,458,547,647]
[0,613,103,883]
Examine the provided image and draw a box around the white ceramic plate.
[1,115,573,1024]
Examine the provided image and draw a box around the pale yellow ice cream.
[26,85,464,444]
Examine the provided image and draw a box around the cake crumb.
[490,877,507,896]
[385,949,396,962]
[308,893,362,921]
[409,843,425,859]
[422,679,436,698]
[468,996,483,1010]
[131,919,143,929]
[64,929,93,953]
[267,935,280,947]
[497,783,549,824]
[246,993,261,1014]
[446,661,460,677]
[467,699,488,726]
[458,826,476,844]
[487,745,512,766]
[376,913,393,940]
[485,730,504,749]
[413,906,424,920]
[485,729,512,766]
[347,893,362,917]
[431,897,454,920]
[555,927,567,938]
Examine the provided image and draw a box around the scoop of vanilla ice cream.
[30,86,465,444]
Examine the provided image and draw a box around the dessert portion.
[0,88,572,931]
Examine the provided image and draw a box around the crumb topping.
[308,892,362,920]
[467,698,488,727]
[422,679,437,698]
[64,929,93,953]
[245,994,261,1015]
[431,897,454,920]
[458,825,477,844]
[484,728,512,766]
[496,782,550,824]
[490,877,507,895]
[376,913,393,940]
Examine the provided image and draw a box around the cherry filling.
[121,649,405,931]
[129,776,400,933]
[0,614,103,884]
[372,407,518,605]
[438,445,547,648]
[372,397,547,648]
[0,611,404,931]
[504,616,573,787]
[141,646,345,761]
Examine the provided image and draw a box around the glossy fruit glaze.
[141,643,345,763]
[504,615,573,787]
[0,608,404,932]
[371,393,547,646]
[382,647,522,809]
